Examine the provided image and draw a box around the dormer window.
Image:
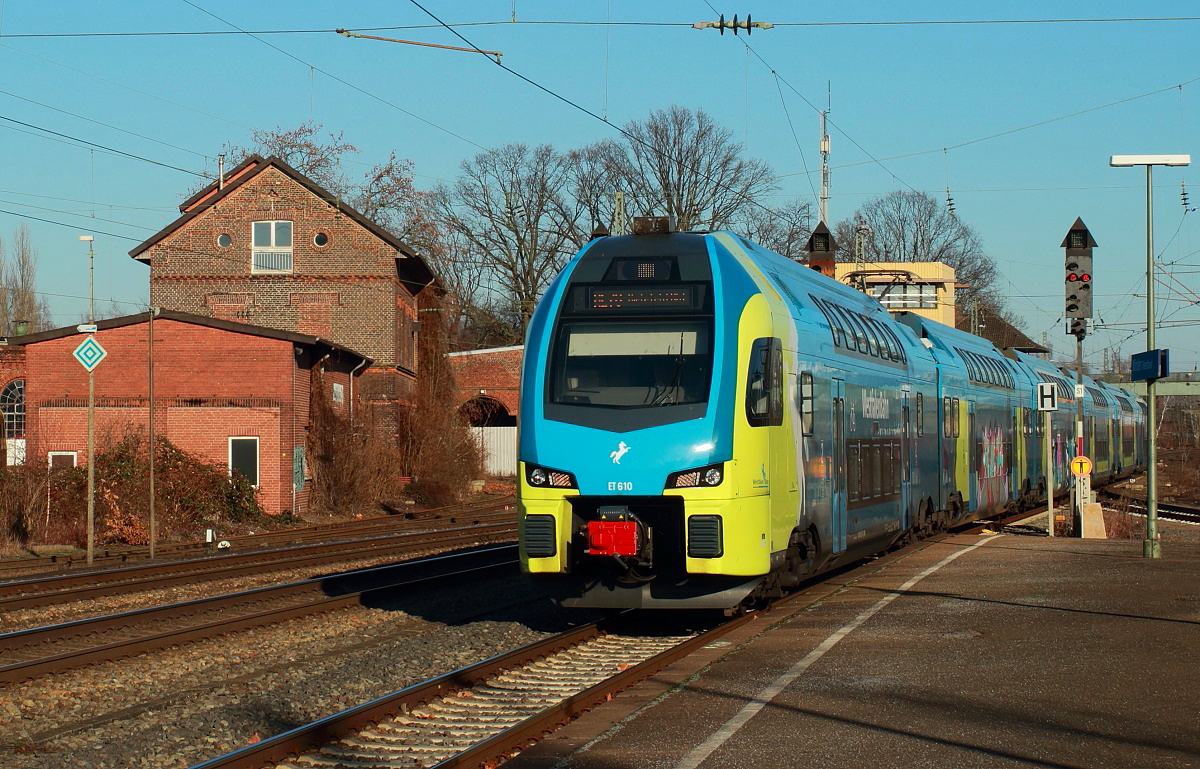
[252,220,293,273]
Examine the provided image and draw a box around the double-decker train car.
[518,219,1144,610]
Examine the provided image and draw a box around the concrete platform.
[509,523,1200,769]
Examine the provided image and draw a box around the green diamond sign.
[73,336,108,372]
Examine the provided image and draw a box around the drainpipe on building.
[348,357,369,429]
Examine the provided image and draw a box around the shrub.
[1,428,267,549]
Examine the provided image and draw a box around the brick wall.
[449,347,523,418]
[24,319,305,514]
[143,166,416,370]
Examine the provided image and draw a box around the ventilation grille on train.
[523,515,557,558]
[687,515,723,558]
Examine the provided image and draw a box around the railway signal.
[1062,218,1096,334]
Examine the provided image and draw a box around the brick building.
[6,310,368,515]
[129,154,437,430]
[448,346,522,476]
[1,345,26,465]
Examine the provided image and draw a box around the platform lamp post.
[1109,153,1191,559]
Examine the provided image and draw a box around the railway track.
[0,496,516,578]
[1097,489,1200,524]
[185,612,722,769]
[184,541,923,769]
[0,512,516,612]
[0,545,519,684]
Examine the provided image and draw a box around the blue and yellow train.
[518,219,1145,609]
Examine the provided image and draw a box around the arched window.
[1,379,25,438]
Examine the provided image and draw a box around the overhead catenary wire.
[179,0,486,152]
[5,15,1200,38]
[0,113,205,176]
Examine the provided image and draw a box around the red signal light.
[1079,273,1091,282]
[1067,273,1079,281]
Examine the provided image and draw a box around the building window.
[251,220,293,273]
[868,283,937,310]
[1,380,24,438]
[313,232,329,248]
[229,436,260,487]
[217,233,233,248]
[48,451,77,469]
[332,382,345,404]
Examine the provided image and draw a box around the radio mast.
[819,96,830,225]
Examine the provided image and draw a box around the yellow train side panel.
[519,462,572,574]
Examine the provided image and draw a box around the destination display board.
[587,286,698,310]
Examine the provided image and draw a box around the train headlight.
[666,463,725,489]
[525,464,577,489]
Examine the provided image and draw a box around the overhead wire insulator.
[692,14,772,34]
[945,188,956,216]
[1183,181,1193,212]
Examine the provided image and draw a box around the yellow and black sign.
[1071,456,1092,477]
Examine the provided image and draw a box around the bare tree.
[1,225,52,334]
[734,198,814,261]
[834,190,999,306]
[205,125,436,251]
[600,106,778,231]
[353,151,440,247]
[224,121,357,197]
[565,140,621,239]
[435,143,579,335]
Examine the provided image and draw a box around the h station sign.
[1036,382,1059,412]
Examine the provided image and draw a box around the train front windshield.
[551,320,712,408]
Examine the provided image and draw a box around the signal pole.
[1062,219,1095,531]
[80,234,96,565]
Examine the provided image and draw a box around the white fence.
[472,426,517,477]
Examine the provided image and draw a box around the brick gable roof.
[128,154,439,294]
[3,308,371,366]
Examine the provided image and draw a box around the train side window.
[858,313,882,357]
[975,355,991,385]
[967,353,982,383]
[983,356,999,386]
[873,443,883,499]
[915,393,924,437]
[838,307,868,354]
[874,318,897,361]
[943,396,951,437]
[746,338,783,427]
[986,358,1004,387]
[880,324,906,363]
[811,297,843,348]
[848,443,860,502]
[799,372,815,436]
[825,300,848,348]
[952,398,961,437]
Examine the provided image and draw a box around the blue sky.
[1,2,1197,370]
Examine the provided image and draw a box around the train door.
[901,390,912,529]
[832,378,847,554]
[968,402,978,513]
